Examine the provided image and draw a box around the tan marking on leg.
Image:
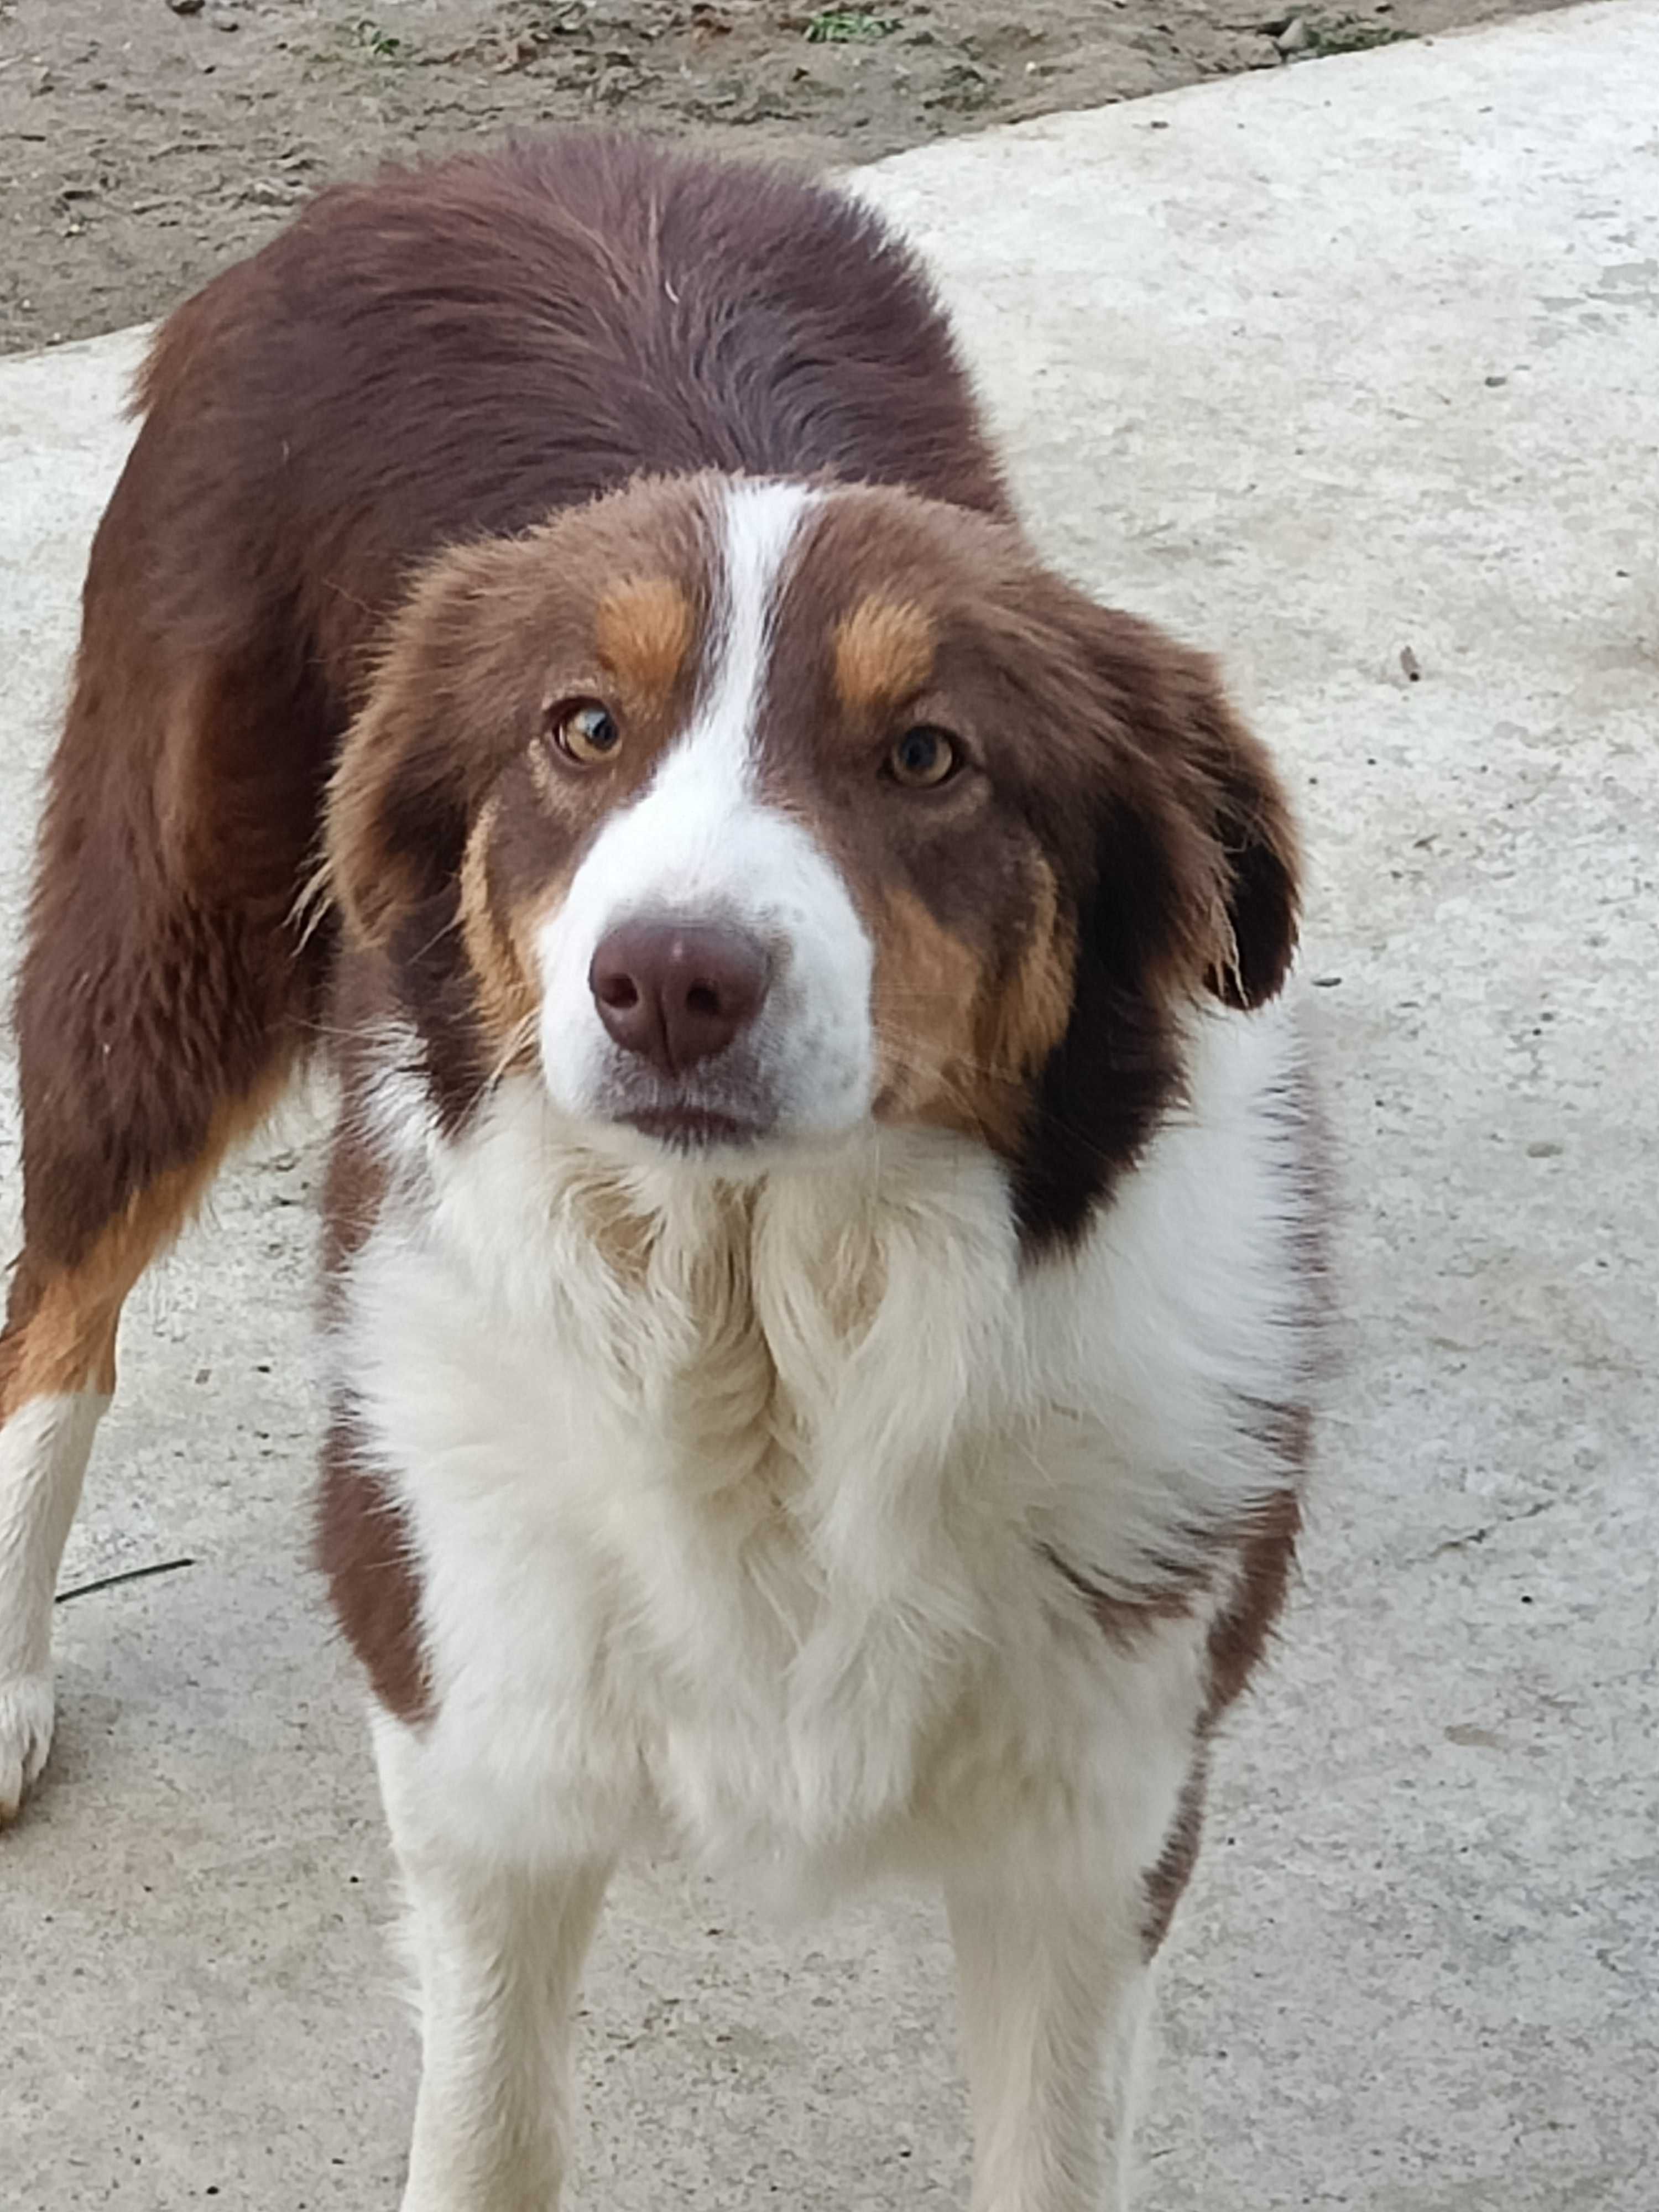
[833,598,936,721]
[3,1294,121,1408]
[0,1063,293,1420]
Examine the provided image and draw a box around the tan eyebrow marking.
[594,576,694,702]
[833,597,936,719]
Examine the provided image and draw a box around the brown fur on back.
[12,139,1009,1262]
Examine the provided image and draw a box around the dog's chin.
[576,1093,870,1173]
[552,1051,874,1169]
[620,1104,770,1153]
[578,1071,785,1166]
[602,1108,883,1181]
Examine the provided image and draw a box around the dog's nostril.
[597,973,640,1012]
[685,984,719,1018]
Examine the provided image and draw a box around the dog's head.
[327,474,1298,1245]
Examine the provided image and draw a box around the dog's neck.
[377,1070,1027,1548]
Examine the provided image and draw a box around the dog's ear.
[325,538,539,950]
[997,594,1302,1250]
[1151,637,1301,1011]
[1063,603,1302,1013]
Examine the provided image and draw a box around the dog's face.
[328,474,1299,1244]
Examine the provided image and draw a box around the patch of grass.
[352,19,407,61]
[803,8,900,44]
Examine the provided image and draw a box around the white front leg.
[0,1389,108,1822]
[393,1834,611,2212]
[946,1866,1156,2212]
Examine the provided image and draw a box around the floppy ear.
[990,588,1306,1253]
[325,536,542,949]
[1156,640,1301,1010]
[1074,607,1302,1012]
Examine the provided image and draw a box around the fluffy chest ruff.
[310,430,1322,1911]
[326,998,1314,1897]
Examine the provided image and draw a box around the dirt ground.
[2,0,1572,354]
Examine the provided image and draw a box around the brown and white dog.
[0,137,1322,2209]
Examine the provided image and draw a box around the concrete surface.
[3,3,1656,2205]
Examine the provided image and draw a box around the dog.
[0,135,1323,2209]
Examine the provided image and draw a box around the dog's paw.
[0,1672,55,1825]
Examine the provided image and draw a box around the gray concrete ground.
[3,3,1655,2205]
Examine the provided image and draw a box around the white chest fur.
[334,1000,1313,1895]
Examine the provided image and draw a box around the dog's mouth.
[620,1103,768,1151]
[598,1058,780,1152]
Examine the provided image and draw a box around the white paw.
[0,1672,55,1825]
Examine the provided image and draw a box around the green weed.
[804,9,900,45]
[352,20,406,61]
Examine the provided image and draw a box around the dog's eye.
[886,725,959,789]
[549,698,622,765]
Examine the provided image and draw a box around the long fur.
[0,138,1324,2210]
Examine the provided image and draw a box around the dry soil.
[0,0,1575,354]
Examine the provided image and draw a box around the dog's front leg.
[946,1861,1156,2212]
[390,1819,611,2212]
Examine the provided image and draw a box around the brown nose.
[589,919,772,1077]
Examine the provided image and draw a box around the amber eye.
[549,698,622,764]
[886,724,959,789]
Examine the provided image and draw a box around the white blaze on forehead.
[687,477,820,791]
[534,476,876,1141]
[556,478,819,909]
